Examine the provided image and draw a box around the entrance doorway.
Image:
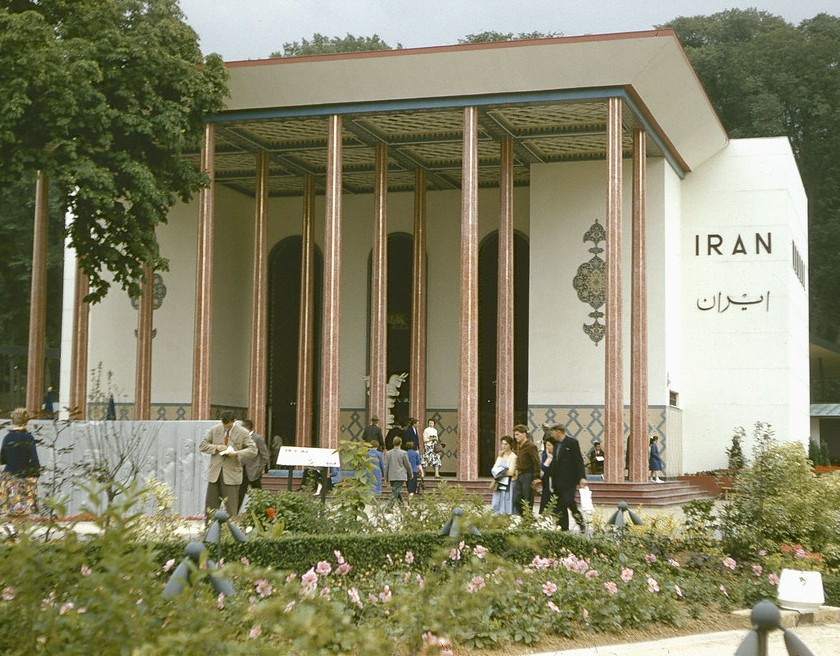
[478,230,530,475]
[267,236,323,446]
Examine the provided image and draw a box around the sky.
[178,0,837,62]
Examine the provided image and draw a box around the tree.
[0,175,64,407]
[273,33,400,58]
[0,0,228,302]
[661,10,840,343]
[459,30,562,44]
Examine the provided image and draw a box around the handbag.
[433,441,444,454]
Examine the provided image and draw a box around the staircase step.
[263,475,717,507]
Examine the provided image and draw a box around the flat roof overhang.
[194,30,728,198]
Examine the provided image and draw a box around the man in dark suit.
[199,411,257,518]
[385,419,404,451]
[237,418,270,512]
[404,418,420,451]
[361,416,384,449]
[549,424,587,531]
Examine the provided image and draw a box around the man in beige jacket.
[199,411,257,517]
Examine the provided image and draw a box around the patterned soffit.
[189,99,661,197]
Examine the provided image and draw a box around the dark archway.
[478,230,530,475]
[268,236,323,447]
[367,232,414,428]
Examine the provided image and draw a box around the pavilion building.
[57,30,809,482]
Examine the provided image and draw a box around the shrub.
[719,424,840,560]
[726,427,746,469]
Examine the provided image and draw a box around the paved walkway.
[535,619,840,655]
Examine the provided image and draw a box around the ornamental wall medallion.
[130,273,167,311]
[572,220,606,345]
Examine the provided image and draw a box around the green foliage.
[459,30,562,43]
[0,0,228,303]
[1,471,837,654]
[0,175,64,376]
[329,439,378,529]
[273,33,400,58]
[719,423,840,558]
[242,488,324,535]
[726,426,746,469]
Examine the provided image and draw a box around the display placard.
[276,446,340,468]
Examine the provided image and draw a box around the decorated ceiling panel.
[204,99,661,197]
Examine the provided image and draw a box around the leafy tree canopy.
[0,0,228,302]
[661,9,840,343]
[459,30,562,44]
[273,33,400,58]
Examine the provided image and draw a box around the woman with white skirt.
[490,435,517,514]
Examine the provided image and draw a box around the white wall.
[528,159,669,406]
[679,138,809,471]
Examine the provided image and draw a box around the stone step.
[262,474,716,507]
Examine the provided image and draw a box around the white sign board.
[276,446,340,468]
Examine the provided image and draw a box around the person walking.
[0,408,41,516]
[199,411,257,518]
[511,424,540,515]
[237,418,270,513]
[549,424,586,532]
[361,416,384,450]
[649,435,665,482]
[490,435,517,514]
[383,437,412,508]
[366,440,385,496]
[421,419,443,478]
[405,441,423,495]
[537,435,556,515]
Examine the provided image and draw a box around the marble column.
[496,136,515,439]
[319,115,343,449]
[191,123,215,420]
[134,263,154,420]
[369,144,389,426]
[603,98,624,483]
[409,169,427,427]
[458,107,479,480]
[26,171,49,414]
[296,174,316,447]
[629,129,649,482]
[68,267,90,419]
[248,151,269,435]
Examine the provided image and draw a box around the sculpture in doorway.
[363,372,408,429]
[572,219,606,345]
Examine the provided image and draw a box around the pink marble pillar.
[248,151,269,435]
[458,107,480,480]
[134,263,154,420]
[629,129,649,482]
[248,150,268,435]
[68,267,90,419]
[296,174,316,447]
[319,115,343,449]
[409,169,428,427]
[369,144,389,425]
[495,136,515,438]
[603,98,624,483]
[26,171,48,414]
[191,123,215,420]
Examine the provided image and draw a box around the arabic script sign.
[696,292,770,313]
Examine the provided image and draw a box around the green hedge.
[823,571,840,605]
[153,528,613,573]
